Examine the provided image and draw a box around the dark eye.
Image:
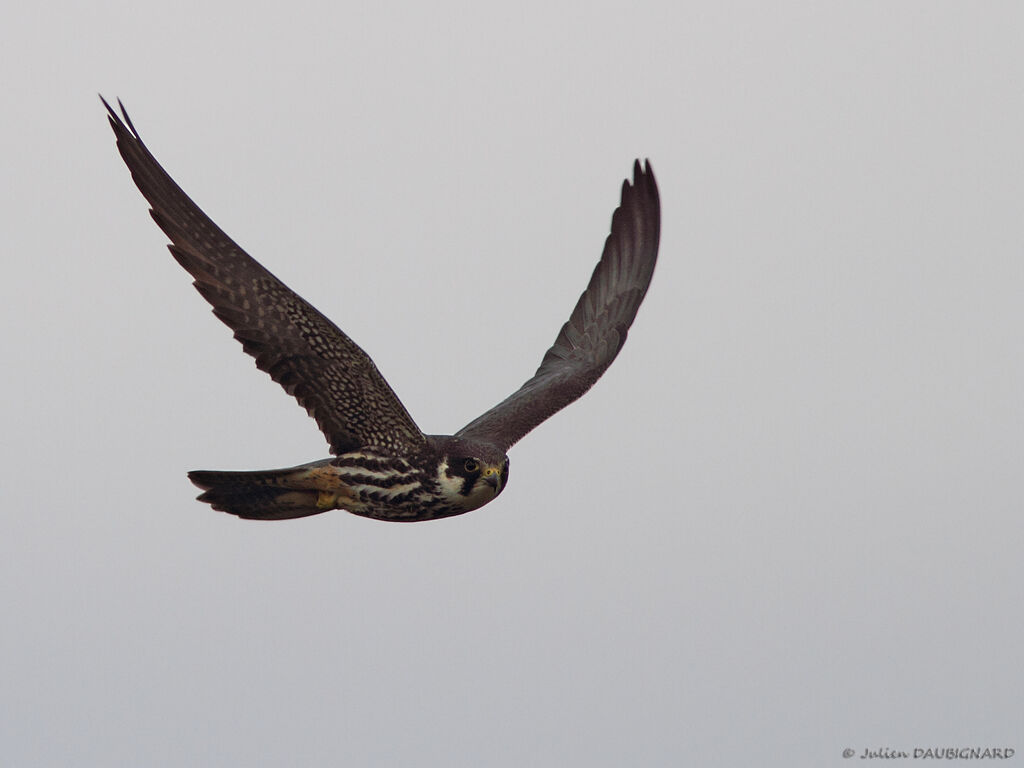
[463,459,479,473]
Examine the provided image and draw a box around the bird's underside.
[104,97,661,522]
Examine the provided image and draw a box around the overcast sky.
[3,2,1022,766]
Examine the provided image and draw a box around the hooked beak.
[481,466,502,492]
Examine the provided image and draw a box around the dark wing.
[103,97,426,456]
[456,160,660,451]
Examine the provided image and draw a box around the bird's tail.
[187,459,339,520]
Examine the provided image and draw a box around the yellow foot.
[316,490,339,510]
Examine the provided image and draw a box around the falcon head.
[429,436,510,512]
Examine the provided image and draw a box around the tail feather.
[188,460,335,521]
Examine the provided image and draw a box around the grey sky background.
[3,2,1022,765]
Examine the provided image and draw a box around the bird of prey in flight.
[103,97,661,522]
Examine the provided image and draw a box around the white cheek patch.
[435,459,465,499]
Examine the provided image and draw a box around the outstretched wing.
[456,160,660,451]
[103,98,426,456]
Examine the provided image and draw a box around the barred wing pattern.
[457,160,660,451]
[104,99,426,456]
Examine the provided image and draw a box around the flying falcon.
[104,97,661,522]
